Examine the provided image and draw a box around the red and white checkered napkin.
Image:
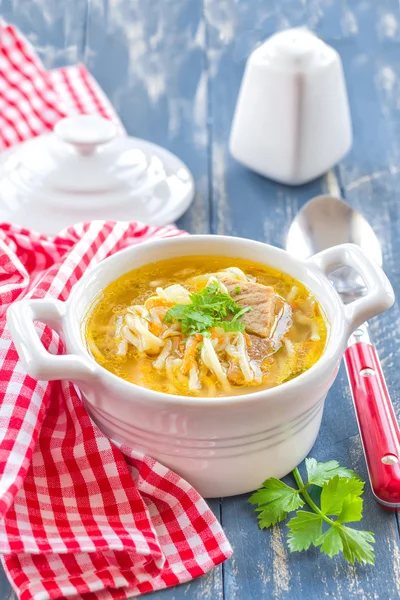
[0,22,232,600]
[0,223,233,600]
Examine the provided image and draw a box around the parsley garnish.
[164,281,251,337]
[249,458,375,565]
[234,285,241,294]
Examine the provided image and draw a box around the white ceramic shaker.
[229,28,352,185]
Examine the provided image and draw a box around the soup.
[84,256,328,397]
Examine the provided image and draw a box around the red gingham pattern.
[0,23,232,600]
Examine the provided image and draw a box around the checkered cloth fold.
[0,23,232,600]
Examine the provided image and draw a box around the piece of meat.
[247,334,274,361]
[227,335,274,386]
[227,361,245,386]
[220,276,292,339]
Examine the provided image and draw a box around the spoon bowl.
[287,195,382,265]
[287,195,383,301]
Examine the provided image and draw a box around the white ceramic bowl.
[7,236,394,497]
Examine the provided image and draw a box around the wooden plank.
[205,0,400,598]
[0,0,88,67]
[0,574,14,600]
[85,0,211,235]
[332,0,400,416]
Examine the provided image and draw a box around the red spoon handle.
[344,342,400,509]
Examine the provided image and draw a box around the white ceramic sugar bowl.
[0,115,194,234]
[229,28,352,185]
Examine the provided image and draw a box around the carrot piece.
[181,336,201,375]
[145,297,173,310]
[210,329,224,342]
[148,321,162,336]
[244,332,251,347]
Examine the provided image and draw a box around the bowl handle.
[308,243,395,334]
[7,298,96,382]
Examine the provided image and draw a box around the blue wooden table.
[1,1,400,598]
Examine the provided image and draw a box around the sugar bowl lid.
[0,115,194,234]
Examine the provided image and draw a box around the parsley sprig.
[164,281,250,337]
[249,458,375,565]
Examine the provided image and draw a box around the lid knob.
[54,115,117,156]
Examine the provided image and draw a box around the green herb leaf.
[316,526,343,557]
[231,306,251,322]
[336,526,375,565]
[250,458,375,566]
[215,320,245,333]
[305,458,358,487]
[163,281,249,336]
[317,523,375,564]
[320,475,364,516]
[337,495,363,523]
[249,478,304,528]
[234,286,241,294]
[287,511,323,551]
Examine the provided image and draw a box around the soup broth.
[84,256,328,397]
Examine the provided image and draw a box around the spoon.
[286,194,400,510]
